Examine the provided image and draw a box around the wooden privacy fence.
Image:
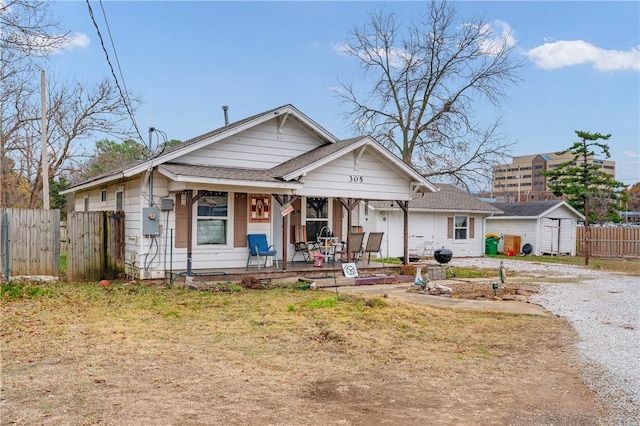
[576,226,640,258]
[67,211,125,282]
[0,208,61,277]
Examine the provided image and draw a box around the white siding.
[368,210,485,258]
[298,150,412,200]
[178,120,324,169]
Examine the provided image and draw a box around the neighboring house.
[486,201,585,256]
[366,184,503,258]
[62,104,438,279]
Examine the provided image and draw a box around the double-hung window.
[454,216,468,240]
[448,216,475,241]
[197,192,228,245]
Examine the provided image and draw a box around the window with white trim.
[197,192,228,245]
[454,216,468,240]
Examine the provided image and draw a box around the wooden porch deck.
[167,259,401,286]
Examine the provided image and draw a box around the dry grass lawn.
[1,280,606,425]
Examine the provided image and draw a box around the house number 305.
[349,175,364,183]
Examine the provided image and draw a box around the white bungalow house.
[364,184,503,259]
[486,201,585,256]
[62,104,438,279]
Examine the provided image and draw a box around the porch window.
[305,197,329,240]
[197,192,228,245]
[454,216,468,240]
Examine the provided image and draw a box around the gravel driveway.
[452,257,640,425]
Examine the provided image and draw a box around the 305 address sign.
[349,175,364,183]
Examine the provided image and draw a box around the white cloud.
[63,32,91,51]
[528,40,640,72]
[477,20,517,56]
[622,150,640,158]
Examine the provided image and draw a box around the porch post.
[272,194,294,271]
[396,200,409,265]
[283,205,289,271]
[403,200,409,265]
[186,189,193,276]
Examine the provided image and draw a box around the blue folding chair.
[247,234,279,269]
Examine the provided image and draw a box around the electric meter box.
[142,207,161,236]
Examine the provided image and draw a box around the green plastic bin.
[485,237,499,255]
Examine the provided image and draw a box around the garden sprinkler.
[492,282,498,296]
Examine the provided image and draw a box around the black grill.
[434,248,453,264]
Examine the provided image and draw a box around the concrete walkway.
[315,278,550,316]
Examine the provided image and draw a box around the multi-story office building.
[491,152,616,202]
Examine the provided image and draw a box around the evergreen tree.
[542,130,625,264]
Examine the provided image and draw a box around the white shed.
[486,201,585,256]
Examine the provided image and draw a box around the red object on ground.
[507,249,515,256]
[99,279,110,288]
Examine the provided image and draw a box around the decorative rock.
[434,283,453,294]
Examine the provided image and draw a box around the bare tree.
[5,77,137,208]
[1,0,138,208]
[1,0,68,207]
[336,0,523,189]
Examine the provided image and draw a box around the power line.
[85,0,144,142]
[98,0,136,130]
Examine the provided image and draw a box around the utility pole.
[41,70,50,210]
[0,108,4,208]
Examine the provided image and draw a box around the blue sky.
[47,1,639,187]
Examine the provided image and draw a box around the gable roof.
[156,136,439,194]
[62,105,437,196]
[370,184,501,213]
[489,201,584,219]
[62,104,338,193]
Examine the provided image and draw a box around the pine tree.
[542,130,625,265]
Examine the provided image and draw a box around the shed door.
[540,218,560,254]
[558,218,575,255]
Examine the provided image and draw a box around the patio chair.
[291,225,317,262]
[347,232,365,263]
[423,240,434,257]
[363,232,385,266]
[247,234,279,270]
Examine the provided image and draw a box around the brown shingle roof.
[489,201,565,217]
[159,164,282,182]
[370,184,501,213]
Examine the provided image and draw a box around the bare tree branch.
[335,0,523,189]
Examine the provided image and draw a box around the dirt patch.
[1,281,608,425]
